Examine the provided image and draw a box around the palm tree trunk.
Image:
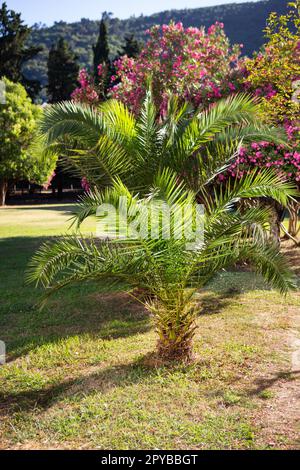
[269,201,284,246]
[157,335,195,363]
[153,298,197,363]
[270,216,281,246]
[288,201,300,238]
[0,179,8,206]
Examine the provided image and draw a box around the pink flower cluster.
[221,126,300,184]
[253,83,277,100]
[81,177,90,192]
[71,69,99,104]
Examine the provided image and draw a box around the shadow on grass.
[199,288,242,316]
[2,354,300,418]
[3,292,151,362]
[247,370,300,397]
[4,204,76,214]
[282,246,300,277]
[0,236,151,361]
[1,235,299,362]
[0,359,156,415]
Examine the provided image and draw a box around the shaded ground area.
[0,206,299,449]
[282,241,300,277]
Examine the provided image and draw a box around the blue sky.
[6,0,257,25]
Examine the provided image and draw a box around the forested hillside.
[24,0,288,97]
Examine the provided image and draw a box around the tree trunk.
[269,201,284,246]
[270,216,281,246]
[157,336,195,363]
[0,179,8,206]
[288,201,300,238]
[150,296,197,364]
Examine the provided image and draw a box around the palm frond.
[202,170,297,221]
[166,94,276,186]
[100,99,137,149]
[239,242,297,294]
[61,135,131,187]
[40,101,105,147]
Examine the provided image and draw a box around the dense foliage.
[222,140,300,184]
[93,18,110,80]
[0,2,41,98]
[118,34,142,59]
[225,0,300,186]
[224,2,300,240]
[111,21,243,113]
[0,78,57,205]
[23,0,288,99]
[42,93,289,194]
[245,1,300,127]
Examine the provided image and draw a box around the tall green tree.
[93,17,110,80]
[47,37,79,103]
[0,2,41,99]
[0,78,57,205]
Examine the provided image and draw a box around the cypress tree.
[93,17,110,79]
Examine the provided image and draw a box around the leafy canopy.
[0,78,57,187]
[245,1,300,126]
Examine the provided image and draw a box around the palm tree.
[27,92,297,363]
[27,169,296,362]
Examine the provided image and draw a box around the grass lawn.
[0,205,299,450]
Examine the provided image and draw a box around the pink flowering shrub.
[111,21,244,113]
[244,2,300,135]
[70,11,299,197]
[72,21,244,113]
[225,3,300,190]
[222,124,300,186]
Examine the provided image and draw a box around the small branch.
[280,223,300,246]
